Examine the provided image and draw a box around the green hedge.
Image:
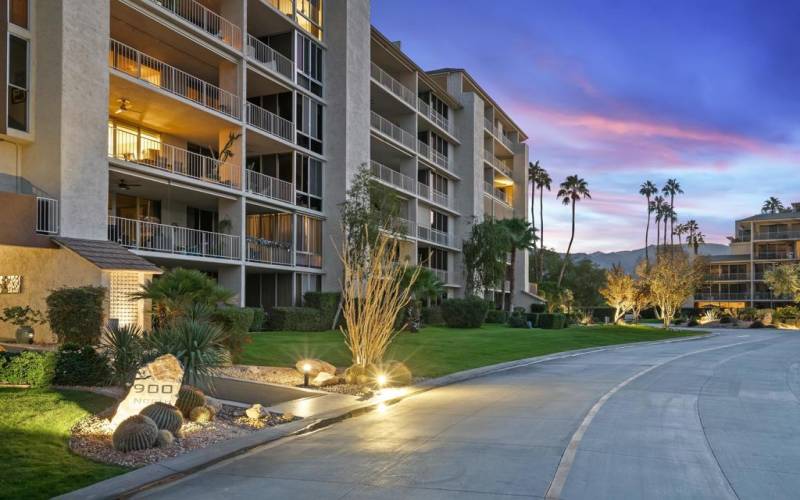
[508,311,529,328]
[0,351,57,387]
[304,292,341,330]
[267,307,323,331]
[53,343,111,386]
[485,310,509,324]
[46,286,106,345]
[422,306,444,326]
[537,313,566,329]
[212,307,255,362]
[246,307,266,331]
[441,297,490,328]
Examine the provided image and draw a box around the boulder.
[295,358,336,377]
[282,412,295,421]
[112,354,184,426]
[245,404,264,419]
[311,372,340,387]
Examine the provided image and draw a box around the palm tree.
[528,161,544,279]
[673,222,688,248]
[761,197,785,214]
[534,167,552,281]
[499,218,538,311]
[556,175,591,288]
[690,231,705,255]
[661,204,676,248]
[662,179,683,246]
[639,181,658,263]
[684,219,699,252]
[401,266,445,331]
[651,195,665,254]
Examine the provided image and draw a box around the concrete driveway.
[139,329,800,499]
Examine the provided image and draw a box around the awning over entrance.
[51,237,161,274]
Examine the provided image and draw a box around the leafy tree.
[462,217,511,296]
[600,264,636,324]
[131,268,234,325]
[499,218,537,311]
[556,175,591,287]
[764,263,800,301]
[539,249,606,308]
[761,197,786,214]
[639,180,658,264]
[640,251,705,328]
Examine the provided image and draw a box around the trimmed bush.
[719,316,733,324]
[749,320,765,329]
[537,313,566,329]
[739,307,758,321]
[507,312,528,328]
[526,313,540,328]
[267,307,323,331]
[0,351,56,387]
[46,286,106,345]
[441,297,490,328]
[212,307,254,363]
[246,307,266,332]
[304,292,341,329]
[485,310,508,324]
[687,318,700,327]
[53,343,110,386]
[422,306,444,326]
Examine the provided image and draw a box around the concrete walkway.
[138,329,800,499]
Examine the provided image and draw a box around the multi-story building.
[695,203,800,309]
[0,0,538,342]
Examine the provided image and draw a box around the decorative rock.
[156,429,174,448]
[245,404,264,420]
[190,405,213,423]
[111,354,184,426]
[311,372,340,387]
[282,412,295,421]
[112,415,159,452]
[387,361,413,386]
[295,358,336,377]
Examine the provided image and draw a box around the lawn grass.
[241,324,702,378]
[0,388,127,500]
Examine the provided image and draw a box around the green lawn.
[0,388,127,500]
[242,324,701,378]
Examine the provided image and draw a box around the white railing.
[35,197,59,234]
[147,0,242,50]
[370,112,416,151]
[417,97,455,136]
[296,250,322,268]
[500,133,515,150]
[417,181,450,208]
[108,216,240,260]
[417,224,451,247]
[246,35,293,81]
[370,63,416,108]
[428,268,448,285]
[483,149,513,177]
[246,237,292,265]
[246,169,294,203]
[484,181,510,205]
[109,126,241,188]
[387,217,417,237]
[109,39,241,120]
[247,103,294,142]
[484,117,494,133]
[370,160,416,194]
[417,139,450,170]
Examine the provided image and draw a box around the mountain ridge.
[565,243,730,273]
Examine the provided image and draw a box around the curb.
[58,330,714,500]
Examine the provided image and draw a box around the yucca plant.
[145,319,231,385]
[101,323,144,386]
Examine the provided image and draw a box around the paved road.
[140,329,800,499]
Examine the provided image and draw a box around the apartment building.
[0,0,536,341]
[695,203,800,309]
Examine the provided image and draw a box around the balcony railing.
[754,230,800,241]
[483,150,513,177]
[36,197,59,234]
[247,103,294,142]
[109,40,241,120]
[109,216,240,260]
[484,181,510,205]
[246,237,292,265]
[246,169,293,204]
[109,126,241,189]
[695,292,750,300]
[417,224,451,247]
[246,35,293,82]
[370,63,416,108]
[417,140,450,170]
[754,251,796,260]
[500,133,515,150]
[370,112,416,151]
[296,250,322,268]
[417,182,451,208]
[417,97,455,136]
[387,217,417,237]
[704,273,750,281]
[370,160,416,194]
[147,0,242,50]
[753,292,794,300]
[427,268,448,285]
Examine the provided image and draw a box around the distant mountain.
[567,244,730,273]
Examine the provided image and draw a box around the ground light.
[376,374,388,388]
[303,363,311,387]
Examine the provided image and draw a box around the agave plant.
[145,319,231,385]
[700,308,720,324]
[101,323,145,386]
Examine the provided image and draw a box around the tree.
[764,263,800,301]
[462,217,512,296]
[600,264,636,324]
[661,204,676,248]
[641,251,705,328]
[534,166,552,282]
[651,195,665,254]
[639,180,658,264]
[529,161,544,278]
[689,230,705,255]
[556,175,591,288]
[662,179,683,246]
[761,197,785,214]
[499,218,537,311]
[539,249,606,307]
[400,266,445,331]
[631,260,652,322]
[673,222,688,248]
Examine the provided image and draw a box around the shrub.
[719,316,732,324]
[526,313,540,327]
[101,324,145,386]
[0,351,56,387]
[46,286,106,345]
[485,309,508,324]
[687,318,700,327]
[304,292,341,329]
[212,307,254,363]
[441,297,490,328]
[507,312,528,328]
[267,307,323,331]
[422,306,444,325]
[774,305,800,323]
[739,307,758,321]
[749,320,765,329]
[246,307,266,332]
[538,313,566,329]
[530,303,546,313]
[53,343,110,386]
[145,320,230,385]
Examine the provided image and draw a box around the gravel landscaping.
[218,365,375,396]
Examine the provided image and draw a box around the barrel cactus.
[112,415,158,452]
[189,405,213,423]
[344,364,369,385]
[140,402,184,435]
[176,386,206,417]
[156,429,174,448]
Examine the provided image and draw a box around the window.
[430,210,448,233]
[432,172,448,195]
[296,215,322,268]
[108,120,162,162]
[431,94,449,121]
[431,133,448,158]
[296,153,322,211]
[296,33,323,96]
[10,0,28,29]
[296,94,323,154]
[297,273,321,304]
[296,0,323,40]
[7,35,28,131]
[187,207,218,232]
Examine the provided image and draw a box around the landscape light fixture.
[303,363,311,387]
[377,374,388,388]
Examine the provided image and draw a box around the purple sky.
[372,0,800,253]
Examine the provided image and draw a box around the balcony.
[370,112,416,152]
[754,230,800,241]
[484,118,515,150]
[246,35,294,82]
[296,251,322,268]
[754,251,796,260]
[483,150,513,178]
[246,169,293,204]
[386,217,417,237]
[417,140,451,170]
[427,268,448,285]
[417,98,456,137]
[246,237,292,266]
[484,182,510,205]
[109,126,241,189]
[370,160,416,194]
[417,224,451,247]
[704,273,750,281]
[108,216,240,260]
[370,63,416,108]
[694,292,750,301]
[109,39,241,120]
[36,197,59,234]
[247,103,294,142]
[417,182,451,209]
[146,0,242,51]
[753,292,794,301]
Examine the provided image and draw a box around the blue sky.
[372,0,800,252]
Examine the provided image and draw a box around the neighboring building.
[695,203,800,309]
[0,0,537,341]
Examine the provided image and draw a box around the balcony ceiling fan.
[115,97,142,118]
[117,179,142,191]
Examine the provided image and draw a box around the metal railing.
[246,169,293,203]
[247,103,294,142]
[484,117,494,133]
[246,237,292,265]
[754,251,796,260]
[484,181,510,205]
[246,35,293,81]
[694,292,751,300]
[417,181,450,208]
[753,292,794,300]
[370,112,416,151]
[483,149,513,177]
[388,217,417,237]
[500,133,515,150]
[417,140,450,170]
[417,97,455,136]
[109,39,241,119]
[754,230,800,241]
[109,126,241,188]
[108,216,240,260]
[296,250,322,268]
[35,197,59,234]
[704,273,749,281]
[370,160,416,194]
[417,224,451,247]
[147,0,242,50]
[428,268,448,285]
[370,63,416,108]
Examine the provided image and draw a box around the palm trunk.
[663,217,668,247]
[539,185,545,282]
[530,181,537,281]
[669,194,675,247]
[507,247,517,312]
[656,220,660,255]
[644,199,651,264]
[557,201,576,288]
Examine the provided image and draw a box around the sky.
[371,0,800,253]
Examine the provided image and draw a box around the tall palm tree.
[761,197,785,214]
[690,231,706,255]
[662,179,683,246]
[534,167,552,281]
[528,161,544,279]
[556,175,591,288]
[639,180,658,263]
[499,218,538,311]
[684,219,699,252]
[661,204,676,247]
[673,222,688,248]
[651,195,665,254]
